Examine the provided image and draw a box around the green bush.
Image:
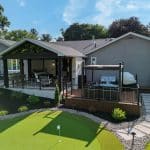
[27,95,40,105]
[0,110,8,116]
[18,106,29,112]
[112,108,126,121]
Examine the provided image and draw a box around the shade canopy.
[84,64,123,70]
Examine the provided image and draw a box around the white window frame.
[8,59,20,73]
[91,57,97,65]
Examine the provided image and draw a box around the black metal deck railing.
[63,82,140,105]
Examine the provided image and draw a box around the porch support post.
[119,63,122,88]
[92,69,94,82]
[55,59,58,76]
[42,58,45,71]
[3,58,9,88]
[69,58,72,94]
[119,62,122,101]
[81,61,84,97]
[58,57,63,90]
[28,59,31,79]
[20,59,24,88]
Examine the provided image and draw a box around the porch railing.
[9,78,55,90]
[63,82,140,105]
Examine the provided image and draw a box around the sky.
[0,0,150,38]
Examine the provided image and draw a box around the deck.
[66,88,138,104]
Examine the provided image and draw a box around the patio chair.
[39,76,52,87]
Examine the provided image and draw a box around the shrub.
[18,106,29,112]
[11,91,24,99]
[27,95,40,105]
[0,110,8,116]
[112,108,126,121]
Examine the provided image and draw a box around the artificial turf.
[146,143,150,150]
[0,110,124,150]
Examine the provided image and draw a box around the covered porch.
[1,39,84,92]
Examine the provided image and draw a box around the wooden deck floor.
[67,89,138,104]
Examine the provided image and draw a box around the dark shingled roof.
[0,39,84,57]
[55,38,114,55]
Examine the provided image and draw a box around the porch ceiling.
[0,39,84,59]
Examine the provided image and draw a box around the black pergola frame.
[81,63,124,97]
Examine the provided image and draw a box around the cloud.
[63,0,88,24]
[17,0,26,7]
[126,1,150,10]
[92,0,150,26]
[63,0,150,26]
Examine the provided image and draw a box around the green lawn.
[146,143,150,150]
[0,110,124,150]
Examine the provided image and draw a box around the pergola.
[82,63,124,88]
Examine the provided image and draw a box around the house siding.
[86,36,150,87]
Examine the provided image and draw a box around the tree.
[0,4,10,31]
[4,29,38,41]
[108,17,149,38]
[62,23,108,41]
[41,34,52,42]
[30,28,38,37]
[0,4,4,15]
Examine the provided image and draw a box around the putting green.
[0,110,124,150]
[146,143,150,150]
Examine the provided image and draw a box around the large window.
[91,57,97,65]
[8,59,20,72]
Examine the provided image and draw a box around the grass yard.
[0,110,124,150]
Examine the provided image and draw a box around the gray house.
[57,32,150,88]
[0,32,150,89]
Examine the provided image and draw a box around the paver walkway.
[116,121,150,140]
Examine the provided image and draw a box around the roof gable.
[0,39,84,58]
[86,32,150,55]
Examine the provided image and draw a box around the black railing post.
[65,82,68,99]
[39,79,41,90]
[62,81,64,99]
[12,80,14,88]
